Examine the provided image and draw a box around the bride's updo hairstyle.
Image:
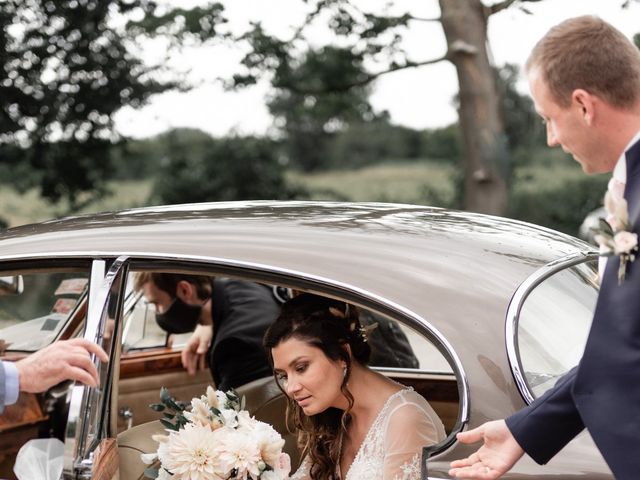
[263,293,371,479]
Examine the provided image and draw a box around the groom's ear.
[572,89,595,125]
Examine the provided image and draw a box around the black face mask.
[155,298,203,334]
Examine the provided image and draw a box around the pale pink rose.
[613,231,638,254]
[604,187,629,229]
[605,213,620,232]
[608,177,625,202]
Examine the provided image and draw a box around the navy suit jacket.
[0,360,6,413]
[506,138,640,479]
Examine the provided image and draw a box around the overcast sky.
[113,0,640,139]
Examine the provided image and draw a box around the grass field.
[0,180,154,228]
[1,162,457,228]
[0,157,604,236]
[289,161,458,205]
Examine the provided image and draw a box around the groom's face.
[528,68,613,174]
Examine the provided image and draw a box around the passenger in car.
[265,293,445,479]
[133,273,281,390]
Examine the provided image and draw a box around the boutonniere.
[592,189,638,284]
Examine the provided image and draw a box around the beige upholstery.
[117,369,212,433]
[117,376,299,480]
[118,420,166,480]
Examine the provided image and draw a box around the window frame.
[505,251,599,404]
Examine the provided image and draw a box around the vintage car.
[0,201,611,479]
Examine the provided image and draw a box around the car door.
[0,258,93,479]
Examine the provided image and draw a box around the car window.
[118,265,461,444]
[121,273,191,351]
[516,258,598,398]
[0,270,89,352]
[364,311,452,374]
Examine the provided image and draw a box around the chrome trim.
[63,257,129,478]
[505,251,598,404]
[4,249,471,453]
[63,260,105,477]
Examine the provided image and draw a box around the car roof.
[0,200,590,290]
[0,201,591,338]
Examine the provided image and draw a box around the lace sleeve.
[289,456,311,480]
[382,392,446,480]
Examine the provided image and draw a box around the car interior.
[0,262,461,480]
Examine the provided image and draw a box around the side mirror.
[0,275,24,296]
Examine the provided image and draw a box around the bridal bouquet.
[142,387,291,480]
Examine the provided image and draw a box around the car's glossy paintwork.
[0,201,611,478]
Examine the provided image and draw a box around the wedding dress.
[290,388,446,480]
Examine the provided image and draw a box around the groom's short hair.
[526,15,640,109]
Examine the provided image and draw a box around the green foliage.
[0,0,223,208]
[152,134,306,204]
[420,124,463,163]
[151,386,189,431]
[508,149,608,236]
[496,64,545,156]
[267,46,375,171]
[327,118,422,169]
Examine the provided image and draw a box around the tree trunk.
[439,0,509,215]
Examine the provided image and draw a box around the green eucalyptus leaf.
[598,218,614,236]
[143,467,159,479]
[160,418,178,431]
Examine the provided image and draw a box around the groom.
[449,16,640,479]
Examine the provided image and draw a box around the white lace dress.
[290,389,446,480]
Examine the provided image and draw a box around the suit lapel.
[624,139,640,224]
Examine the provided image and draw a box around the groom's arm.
[506,367,584,464]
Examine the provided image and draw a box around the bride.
[264,293,446,480]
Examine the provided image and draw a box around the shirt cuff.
[4,361,20,406]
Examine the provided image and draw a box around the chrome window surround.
[0,250,470,454]
[63,256,128,479]
[505,251,598,405]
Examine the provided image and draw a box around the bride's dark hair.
[263,293,371,480]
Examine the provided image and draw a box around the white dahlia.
[253,421,286,467]
[157,423,225,480]
[215,428,262,479]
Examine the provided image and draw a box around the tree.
[152,133,305,204]
[496,64,545,156]
[267,46,375,171]
[227,0,637,215]
[0,0,225,208]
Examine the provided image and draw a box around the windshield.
[516,259,598,398]
[0,271,88,351]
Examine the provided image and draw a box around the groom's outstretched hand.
[449,420,524,479]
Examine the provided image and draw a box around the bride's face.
[272,337,347,415]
